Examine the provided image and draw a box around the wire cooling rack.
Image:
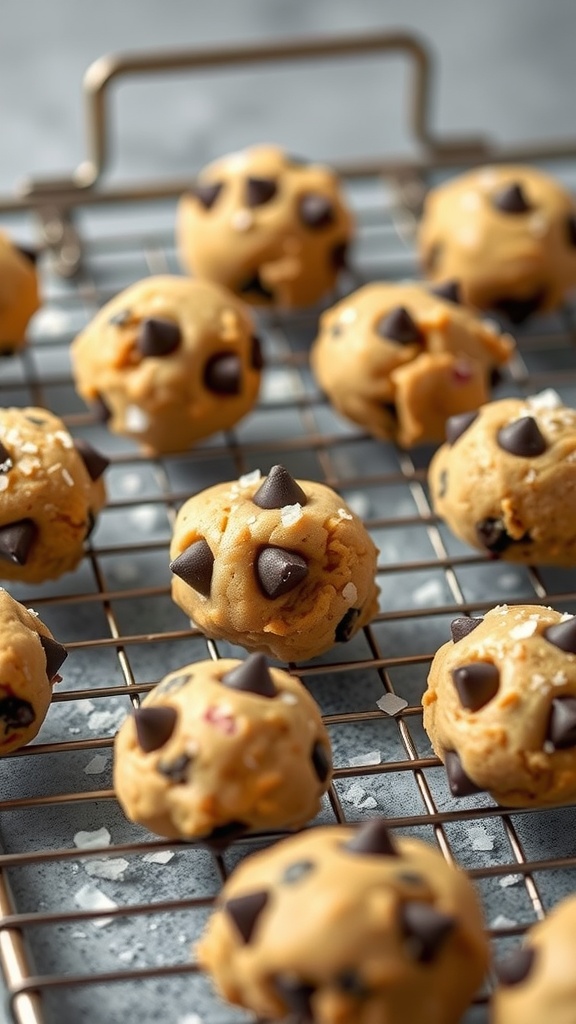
[1,31,576,1024]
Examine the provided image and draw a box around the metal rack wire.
[1,31,576,1024]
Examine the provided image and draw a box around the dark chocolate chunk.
[475,517,514,554]
[544,618,576,654]
[376,306,423,346]
[109,309,132,326]
[490,367,503,389]
[299,193,335,229]
[39,635,68,680]
[437,469,448,498]
[444,749,483,797]
[0,696,35,732]
[16,244,38,266]
[430,280,461,305]
[238,272,274,301]
[495,946,536,987]
[91,394,112,423]
[445,410,478,445]
[337,970,368,997]
[256,546,308,599]
[547,695,576,750]
[450,617,483,643]
[401,901,456,963]
[250,335,264,371]
[492,291,545,325]
[221,653,278,698]
[567,214,576,247]
[311,741,330,782]
[331,241,349,269]
[169,539,214,597]
[0,347,15,358]
[157,753,192,783]
[282,860,315,884]
[335,607,361,643]
[204,352,242,395]
[493,182,532,214]
[202,819,247,850]
[497,416,546,458]
[192,181,223,210]
[73,438,110,481]
[346,819,398,857]
[137,318,181,358]
[0,519,38,566]
[252,464,307,509]
[225,891,268,944]
[452,661,499,711]
[133,706,177,753]
[0,442,12,471]
[274,975,316,1019]
[246,176,277,207]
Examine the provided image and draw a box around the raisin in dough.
[169,465,379,662]
[429,392,576,565]
[310,281,514,447]
[492,896,576,1024]
[197,819,489,1024]
[0,589,67,753]
[114,654,332,841]
[0,407,108,583]
[0,233,40,355]
[71,276,262,454]
[419,165,576,323]
[177,145,353,309]
[423,604,576,806]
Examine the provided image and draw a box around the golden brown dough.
[0,232,40,354]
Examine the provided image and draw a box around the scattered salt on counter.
[88,707,127,733]
[376,693,408,716]
[466,825,495,852]
[118,949,136,964]
[348,750,381,768]
[74,884,117,927]
[85,858,129,881]
[73,827,111,850]
[119,472,143,495]
[142,851,174,865]
[358,795,378,810]
[343,781,367,806]
[412,578,443,606]
[490,914,517,930]
[499,874,522,888]
[344,491,370,518]
[83,754,109,776]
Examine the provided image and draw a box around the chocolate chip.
[452,662,499,711]
[450,617,483,643]
[424,242,443,274]
[567,214,576,247]
[73,438,109,481]
[133,706,177,753]
[225,891,268,943]
[157,753,191,783]
[202,820,247,850]
[246,176,277,207]
[430,280,461,304]
[0,519,38,566]
[337,970,367,997]
[311,741,330,782]
[400,901,456,963]
[437,469,448,498]
[192,181,223,210]
[475,517,515,554]
[376,306,423,346]
[274,975,316,1018]
[547,696,576,750]
[493,182,532,214]
[250,335,264,371]
[331,241,349,269]
[492,291,545,325]
[169,539,214,597]
[137,318,181,358]
[221,653,278,698]
[256,546,308,599]
[282,860,315,884]
[204,352,242,395]
[252,464,307,509]
[299,193,335,229]
[0,696,35,732]
[109,309,132,326]
[345,819,398,857]
[490,367,503,389]
[16,244,38,266]
[497,416,546,458]
[91,394,112,423]
[238,272,274,301]
[335,607,361,643]
[39,635,68,680]
[0,347,15,358]
[544,617,576,654]
[444,750,483,797]
[495,946,536,987]
[0,442,12,471]
[445,411,478,445]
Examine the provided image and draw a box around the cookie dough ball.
[423,604,576,806]
[430,392,576,564]
[310,281,514,447]
[71,276,262,454]
[197,819,489,1024]
[169,465,379,662]
[0,233,40,355]
[419,165,576,323]
[0,407,108,583]
[492,896,576,1024]
[0,589,67,753]
[114,653,332,841]
[177,145,354,309]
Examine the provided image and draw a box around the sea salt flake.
[342,582,357,603]
[509,621,538,640]
[337,507,353,520]
[238,469,261,488]
[73,827,111,850]
[560,612,574,623]
[344,491,370,518]
[552,671,568,686]
[179,1014,205,1024]
[466,826,495,852]
[84,858,129,881]
[339,307,357,325]
[499,873,522,888]
[490,914,517,930]
[0,477,8,492]
[61,467,74,487]
[524,469,537,484]
[119,949,135,963]
[128,505,158,532]
[20,441,38,454]
[84,754,109,776]
[143,850,174,865]
[358,795,378,810]
[74,884,117,927]
[124,405,150,433]
[412,578,443,606]
[119,472,143,495]
[18,456,40,476]
[280,691,298,705]
[343,781,367,806]
[88,708,127,733]
[526,389,562,412]
[377,693,408,716]
[74,698,95,715]
[349,750,381,768]
[280,503,303,527]
[71,931,87,940]
[231,209,254,232]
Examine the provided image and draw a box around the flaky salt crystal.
[238,469,261,488]
[124,405,150,432]
[526,389,562,412]
[143,851,174,865]
[280,503,303,527]
[509,621,538,640]
[85,859,129,881]
[74,884,117,927]
[342,582,357,603]
[376,693,408,716]
[349,750,381,768]
[83,754,109,776]
[73,827,111,850]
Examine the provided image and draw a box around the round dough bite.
[0,588,67,753]
[114,654,332,841]
[71,276,262,454]
[169,464,379,662]
[0,407,108,583]
[429,392,576,565]
[419,165,576,323]
[196,819,489,1024]
[310,280,514,447]
[492,895,576,1024]
[423,604,576,807]
[0,233,40,355]
[177,144,354,309]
